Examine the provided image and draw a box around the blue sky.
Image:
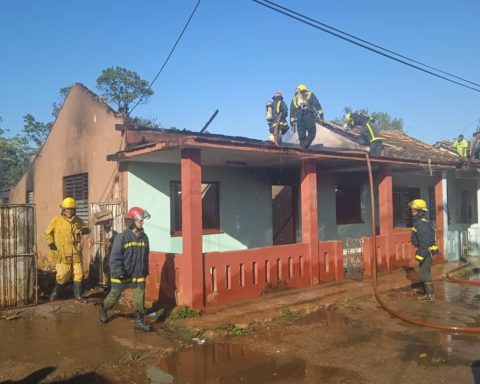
[1,0,479,144]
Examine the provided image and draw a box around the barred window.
[428,187,436,222]
[63,173,88,222]
[393,186,420,227]
[26,191,34,204]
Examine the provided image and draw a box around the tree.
[333,107,404,132]
[22,114,52,149]
[96,66,154,115]
[0,117,31,190]
[127,116,162,130]
[51,86,71,118]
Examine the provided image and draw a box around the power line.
[130,0,202,114]
[260,0,480,89]
[251,0,480,93]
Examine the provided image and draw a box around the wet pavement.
[2,261,480,383]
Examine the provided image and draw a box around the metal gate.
[343,237,364,281]
[89,202,125,286]
[0,205,37,308]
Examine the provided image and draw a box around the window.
[64,173,89,222]
[460,190,473,224]
[26,191,34,204]
[428,187,436,222]
[393,186,420,227]
[335,185,362,224]
[170,181,220,235]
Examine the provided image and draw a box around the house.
[9,83,480,309]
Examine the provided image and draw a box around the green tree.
[96,66,154,115]
[333,107,404,132]
[127,116,162,130]
[0,118,30,190]
[51,86,71,118]
[22,114,52,149]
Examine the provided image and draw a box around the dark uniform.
[411,211,438,300]
[347,112,383,156]
[100,226,151,330]
[269,96,289,136]
[290,89,324,149]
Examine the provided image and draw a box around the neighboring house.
[9,84,480,309]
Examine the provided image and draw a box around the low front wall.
[144,230,444,308]
[363,230,444,276]
[145,252,179,306]
[317,240,343,282]
[203,243,310,307]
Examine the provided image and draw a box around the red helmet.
[126,207,150,221]
[273,92,282,99]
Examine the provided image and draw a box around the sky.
[1,0,479,144]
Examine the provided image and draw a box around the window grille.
[63,173,89,222]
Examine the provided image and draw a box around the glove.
[80,227,91,235]
[48,242,57,251]
[290,120,296,133]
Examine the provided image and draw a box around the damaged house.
[8,83,480,309]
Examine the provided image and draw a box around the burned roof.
[112,120,478,171]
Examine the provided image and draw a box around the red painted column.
[434,172,445,261]
[181,148,204,308]
[300,159,319,284]
[378,166,393,271]
[378,166,394,236]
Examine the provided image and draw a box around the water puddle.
[149,343,362,384]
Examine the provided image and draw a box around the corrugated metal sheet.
[0,205,36,308]
[88,202,125,286]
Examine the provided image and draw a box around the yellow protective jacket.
[44,215,87,263]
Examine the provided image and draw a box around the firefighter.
[409,199,439,301]
[266,92,289,143]
[99,207,152,332]
[452,134,469,157]
[45,197,90,302]
[345,111,383,156]
[290,84,324,149]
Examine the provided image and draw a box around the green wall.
[128,162,272,253]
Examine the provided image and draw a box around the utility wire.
[130,0,202,114]
[260,0,480,89]
[252,0,480,93]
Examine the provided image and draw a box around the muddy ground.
[2,263,480,383]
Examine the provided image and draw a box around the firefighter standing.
[99,207,152,332]
[452,134,469,157]
[266,92,289,143]
[45,197,90,302]
[290,84,324,149]
[345,111,383,156]
[409,199,439,301]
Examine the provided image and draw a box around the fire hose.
[364,153,480,333]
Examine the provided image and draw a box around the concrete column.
[434,171,445,260]
[300,159,319,284]
[181,148,203,308]
[378,166,394,236]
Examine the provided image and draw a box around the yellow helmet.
[408,199,428,211]
[345,112,352,122]
[61,197,77,209]
[296,84,307,92]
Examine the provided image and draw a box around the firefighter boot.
[133,311,152,332]
[99,304,108,323]
[73,282,86,303]
[415,282,426,296]
[417,282,435,301]
[49,282,62,302]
